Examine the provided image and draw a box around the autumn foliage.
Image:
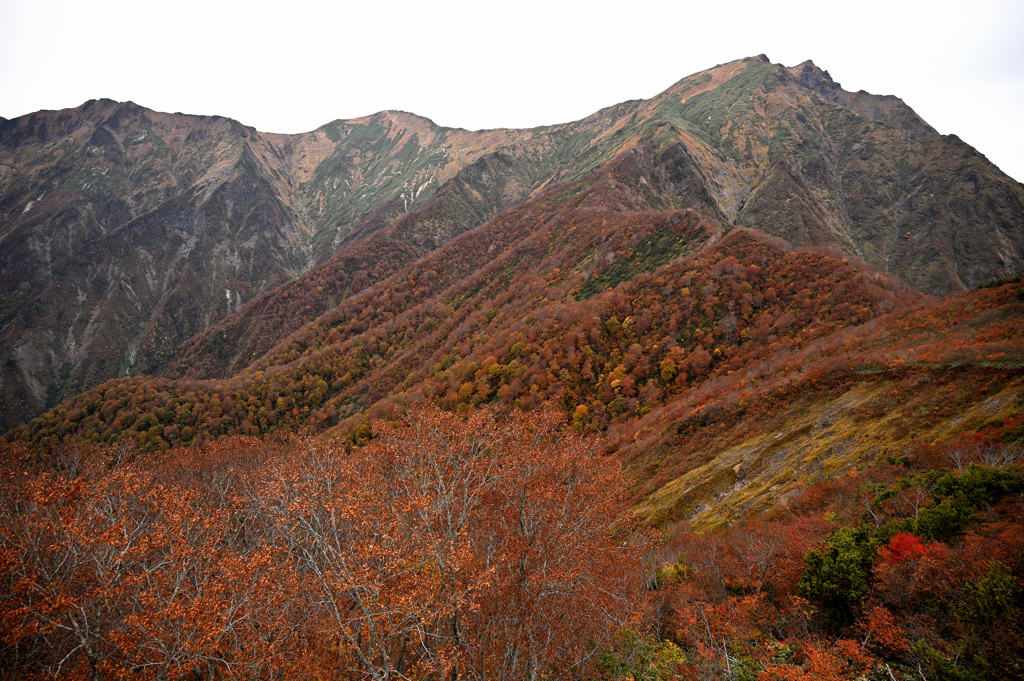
[3,135,1024,681]
[650,450,1024,680]
[0,406,653,680]
[6,224,929,451]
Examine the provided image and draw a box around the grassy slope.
[619,278,1024,528]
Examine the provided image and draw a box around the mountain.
[3,56,1024,681]
[2,55,1023,437]
[9,158,1024,531]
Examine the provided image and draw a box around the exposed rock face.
[2,56,1022,431]
[1,102,308,429]
[635,58,1024,294]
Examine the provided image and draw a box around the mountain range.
[4,54,1024,680]
[2,55,1023,519]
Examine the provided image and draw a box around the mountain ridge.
[2,56,1022,433]
[4,57,1024,681]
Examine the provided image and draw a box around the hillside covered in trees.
[3,55,1023,432]
[2,54,1024,680]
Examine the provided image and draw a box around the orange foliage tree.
[1,406,650,680]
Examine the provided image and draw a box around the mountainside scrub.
[0,405,664,680]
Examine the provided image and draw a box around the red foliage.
[877,531,930,564]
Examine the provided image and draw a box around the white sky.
[2,0,1023,182]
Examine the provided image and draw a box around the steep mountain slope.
[0,104,589,429]
[0,88,711,429]
[620,276,1024,529]
[2,55,1023,434]
[0,101,313,430]
[637,57,1024,294]
[5,127,1024,545]
[157,56,1024,385]
[5,151,924,455]
[162,139,732,380]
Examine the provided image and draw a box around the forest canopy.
[0,406,652,680]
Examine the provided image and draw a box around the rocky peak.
[783,59,841,96]
[0,98,114,148]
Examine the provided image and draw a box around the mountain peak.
[784,59,839,92]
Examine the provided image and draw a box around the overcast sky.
[2,0,1022,181]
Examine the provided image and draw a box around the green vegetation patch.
[578,228,692,299]
[673,60,775,146]
[977,272,1024,289]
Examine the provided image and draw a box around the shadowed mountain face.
[2,55,1023,432]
